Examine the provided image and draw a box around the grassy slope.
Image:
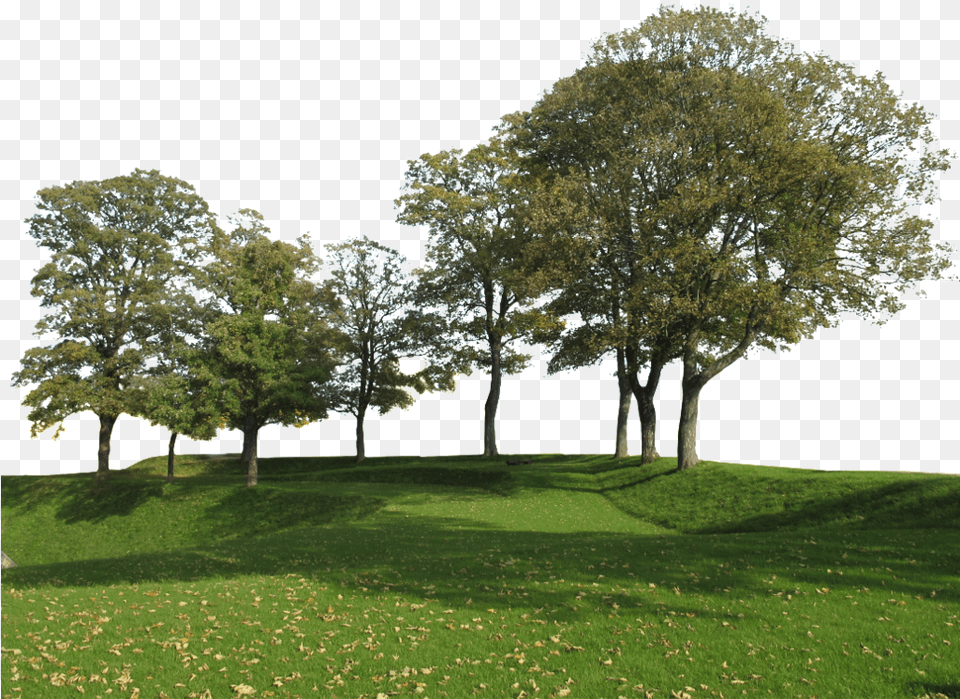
[1,454,958,699]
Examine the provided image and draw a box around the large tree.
[188,209,344,487]
[501,55,752,463]
[11,169,220,478]
[395,137,565,458]
[320,235,466,463]
[514,168,747,462]
[501,5,957,471]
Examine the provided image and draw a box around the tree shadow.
[51,478,165,525]
[906,683,960,699]
[3,509,956,607]
[692,481,960,534]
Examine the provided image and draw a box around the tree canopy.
[395,137,565,458]
[186,209,345,486]
[12,169,221,477]
[320,235,465,463]
[499,5,956,470]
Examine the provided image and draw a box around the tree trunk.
[95,414,118,479]
[242,413,259,487]
[355,404,367,464]
[626,344,664,465]
[167,432,177,483]
[637,388,660,464]
[482,340,502,458]
[677,366,704,472]
[241,429,253,466]
[614,347,630,458]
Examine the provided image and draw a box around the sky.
[3,0,958,477]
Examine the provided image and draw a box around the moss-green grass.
[2,453,958,699]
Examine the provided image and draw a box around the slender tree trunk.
[626,345,664,465]
[614,347,631,458]
[355,404,367,464]
[242,413,259,487]
[482,340,502,458]
[356,342,371,465]
[677,358,705,472]
[167,432,177,483]
[96,414,118,479]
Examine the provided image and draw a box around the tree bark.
[242,413,259,487]
[241,429,253,466]
[677,356,705,472]
[675,318,759,472]
[482,340,502,458]
[626,344,664,465]
[96,414,118,479]
[167,432,177,483]
[355,404,367,464]
[614,346,631,458]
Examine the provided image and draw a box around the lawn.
[1,453,958,699]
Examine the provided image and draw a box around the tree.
[501,5,957,471]
[395,137,565,458]
[320,235,466,463]
[188,209,344,487]
[11,169,221,478]
[123,294,230,482]
[500,57,750,463]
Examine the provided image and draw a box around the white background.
[3,0,958,477]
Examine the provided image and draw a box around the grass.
[1,452,958,699]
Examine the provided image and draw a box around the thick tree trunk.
[96,414,118,479]
[482,341,502,458]
[677,371,704,472]
[241,430,253,466]
[355,404,367,464]
[614,347,630,458]
[637,389,660,464]
[167,432,177,483]
[242,413,259,487]
[626,345,664,465]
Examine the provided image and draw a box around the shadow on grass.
[706,482,960,534]
[906,683,960,699]
[0,476,167,524]
[1,473,389,552]
[204,487,386,540]
[598,463,960,534]
[3,510,957,608]
[277,466,515,493]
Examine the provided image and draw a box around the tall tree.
[502,59,749,463]
[189,209,344,487]
[503,5,956,471]
[11,169,220,478]
[320,235,466,463]
[395,137,565,458]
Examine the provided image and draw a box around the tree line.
[13,6,955,486]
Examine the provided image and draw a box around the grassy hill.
[2,454,958,698]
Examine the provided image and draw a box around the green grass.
[1,453,958,699]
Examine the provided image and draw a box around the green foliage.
[395,136,566,377]
[11,169,220,453]
[321,235,463,421]
[187,209,344,438]
[498,5,957,470]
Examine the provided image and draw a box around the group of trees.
[13,6,955,485]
